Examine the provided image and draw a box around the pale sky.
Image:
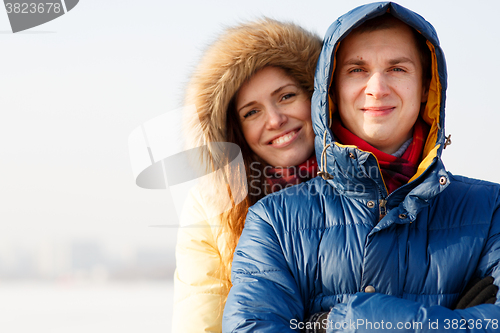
[1,0,499,256]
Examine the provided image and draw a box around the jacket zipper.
[367,154,388,221]
[379,198,387,221]
[377,185,388,221]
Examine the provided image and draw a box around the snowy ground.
[0,281,174,333]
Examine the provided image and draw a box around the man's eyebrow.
[388,57,415,66]
[338,57,416,67]
[339,58,366,67]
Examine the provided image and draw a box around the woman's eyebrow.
[271,83,298,96]
[237,101,257,114]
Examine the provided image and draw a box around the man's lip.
[361,106,396,112]
[268,127,301,145]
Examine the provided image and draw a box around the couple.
[174,2,500,332]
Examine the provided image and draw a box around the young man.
[223,2,500,332]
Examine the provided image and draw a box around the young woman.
[172,19,322,332]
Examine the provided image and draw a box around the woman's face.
[235,66,315,167]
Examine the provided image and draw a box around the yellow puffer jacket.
[172,188,229,333]
[171,18,322,333]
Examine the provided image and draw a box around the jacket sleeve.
[222,202,304,332]
[172,190,229,333]
[324,203,500,333]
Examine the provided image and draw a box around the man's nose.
[365,72,390,99]
[266,106,287,129]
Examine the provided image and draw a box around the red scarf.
[265,155,318,193]
[332,118,429,194]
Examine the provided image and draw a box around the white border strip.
[61,0,68,14]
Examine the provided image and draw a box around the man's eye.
[392,67,405,72]
[243,109,258,118]
[349,68,364,73]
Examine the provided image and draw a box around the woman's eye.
[281,93,296,101]
[243,109,258,118]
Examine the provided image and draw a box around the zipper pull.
[379,199,387,221]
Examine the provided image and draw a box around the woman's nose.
[266,106,287,129]
[365,72,390,99]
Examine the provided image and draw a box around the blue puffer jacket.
[223,2,500,332]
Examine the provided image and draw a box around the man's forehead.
[351,13,410,35]
[337,22,420,59]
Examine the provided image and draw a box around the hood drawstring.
[444,134,452,149]
[317,129,334,180]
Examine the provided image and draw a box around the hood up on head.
[184,18,322,170]
[313,2,448,193]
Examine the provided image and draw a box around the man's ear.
[329,85,337,104]
[330,93,336,106]
[421,82,430,103]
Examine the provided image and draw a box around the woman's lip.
[268,127,302,147]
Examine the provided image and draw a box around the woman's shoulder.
[177,184,231,255]
[180,184,226,226]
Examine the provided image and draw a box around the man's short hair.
[351,13,432,83]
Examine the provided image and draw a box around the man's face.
[334,23,428,154]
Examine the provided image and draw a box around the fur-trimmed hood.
[183,18,322,165]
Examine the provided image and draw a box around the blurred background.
[1,0,499,332]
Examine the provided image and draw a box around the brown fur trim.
[183,18,322,162]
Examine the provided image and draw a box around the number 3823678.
[5,3,62,14]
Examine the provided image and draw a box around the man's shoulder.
[448,173,500,192]
[256,176,334,207]
[450,173,499,185]
[437,173,500,210]
[272,176,332,196]
[247,177,338,232]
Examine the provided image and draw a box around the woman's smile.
[269,128,301,146]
